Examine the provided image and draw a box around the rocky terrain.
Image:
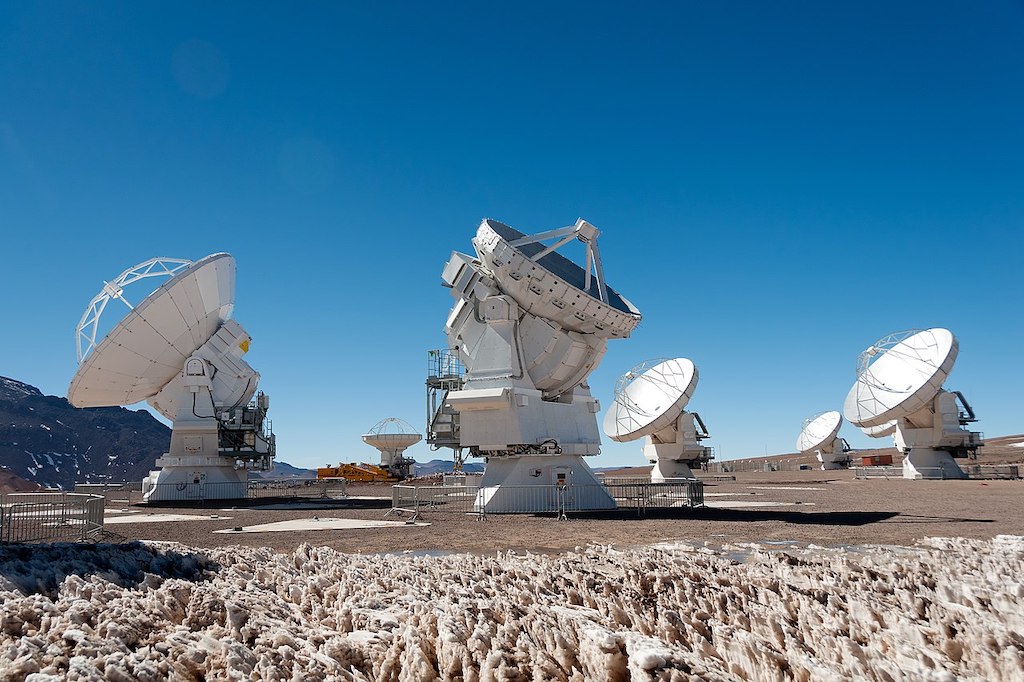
[1,536,1022,681]
[0,377,170,490]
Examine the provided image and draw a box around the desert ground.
[96,470,1023,554]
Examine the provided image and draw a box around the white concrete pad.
[213,517,429,534]
[105,513,233,524]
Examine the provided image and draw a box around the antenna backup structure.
[433,218,642,512]
[796,411,851,470]
[604,358,713,481]
[843,328,982,479]
[68,254,275,501]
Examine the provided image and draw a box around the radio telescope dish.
[67,253,274,501]
[843,327,982,480]
[796,411,851,470]
[435,217,641,512]
[604,358,697,442]
[796,411,842,453]
[844,328,957,428]
[362,418,422,479]
[69,253,235,410]
[861,420,897,438]
[603,358,712,481]
[474,219,640,339]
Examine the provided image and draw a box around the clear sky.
[1,3,1022,471]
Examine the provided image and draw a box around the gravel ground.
[102,471,1023,555]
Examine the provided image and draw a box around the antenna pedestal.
[643,413,712,482]
[446,386,601,457]
[816,450,852,470]
[901,448,967,480]
[473,454,615,513]
[142,329,274,502]
[894,391,982,480]
[142,457,248,502]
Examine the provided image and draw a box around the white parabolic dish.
[796,411,842,452]
[363,433,422,449]
[861,420,897,438]
[603,358,698,442]
[843,328,958,428]
[362,417,422,450]
[68,253,236,408]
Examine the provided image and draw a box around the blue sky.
[1,3,1022,470]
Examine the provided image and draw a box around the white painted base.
[650,459,696,482]
[903,449,967,480]
[816,452,851,470]
[142,458,248,502]
[474,455,616,513]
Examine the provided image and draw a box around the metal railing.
[0,492,105,544]
[854,465,1021,480]
[388,480,704,520]
[962,464,1020,480]
[853,466,905,479]
[706,459,817,473]
[139,478,350,503]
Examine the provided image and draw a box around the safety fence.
[854,465,1021,480]
[706,459,816,473]
[389,480,704,520]
[0,492,105,544]
[962,464,1021,480]
[139,478,349,503]
[853,466,905,479]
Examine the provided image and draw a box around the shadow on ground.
[558,508,992,526]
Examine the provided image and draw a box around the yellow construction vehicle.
[316,462,399,483]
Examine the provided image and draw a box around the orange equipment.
[317,462,398,483]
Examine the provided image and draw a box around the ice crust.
[0,536,1022,681]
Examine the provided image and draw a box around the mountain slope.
[0,376,171,489]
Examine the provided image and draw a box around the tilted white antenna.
[844,327,983,480]
[508,218,609,304]
[68,253,274,503]
[75,257,193,362]
[437,217,641,512]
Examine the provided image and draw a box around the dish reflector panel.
[68,253,236,408]
[843,328,957,428]
[796,411,843,452]
[474,219,641,338]
[860,419,897,438]
[603,358,697,442]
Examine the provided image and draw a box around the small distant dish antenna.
[843,328,982,479]
[67,253,275,501]
[362,418,422,479]
[796,411,851,470]
[604,358,713,481]
[433,218,642,512]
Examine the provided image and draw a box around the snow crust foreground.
[1,536,1023,681]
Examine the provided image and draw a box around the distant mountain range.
[0,376,172,490]
[411,459,484,476]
